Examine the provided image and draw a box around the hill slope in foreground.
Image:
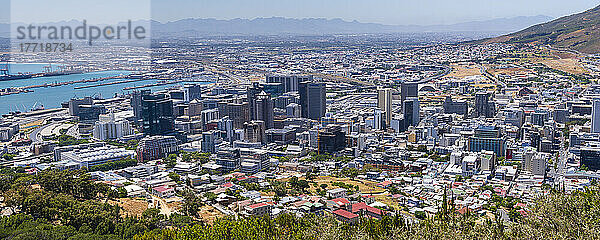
[483,5,600,54]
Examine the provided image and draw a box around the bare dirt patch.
[539,59,588,75]
[446,64,482,78]
[198,205,225,224]
[109,198,149,217]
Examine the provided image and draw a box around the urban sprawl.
[2,36,600,224]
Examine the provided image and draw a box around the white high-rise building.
[531,152,548,176]
[373,109,385,130]
[93,112,134,140]
[377,88,393,126]
[592,99,600,133]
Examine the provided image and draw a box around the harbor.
[0,67,213,115]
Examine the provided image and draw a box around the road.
[550,135,569,188]
[416,65,451,84]
[29,124,49,143]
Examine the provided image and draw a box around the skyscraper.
[468,126,506,157]
[184,84,202,102]
[373,109,386,130]
[266,75,312,92]
[131,89,151,124]
[244,120,266,144]
[401,81,418,103]
[403,97,420,128]
[247,82,262,121]
[377,87,393,126]
[475,92,495,118]
[299,81,326,120]
[443,96,468,116]
[201,130,219,153]
[141,93,174,136]
[187,99,203,117]
[318,125,346,153]
[592,98,600,133]
[254,91,274,129]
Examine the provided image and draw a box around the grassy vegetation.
[56,134,89,146]
[88,157,137,172]
[2,167,600,239]
[132,187,600,240]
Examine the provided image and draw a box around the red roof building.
[332,209,359,224]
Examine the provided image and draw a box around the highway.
[416,65,451,84]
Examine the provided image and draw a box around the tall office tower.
[141,93,174,135]
[468,126,506,157]
[68,96,93,116]
[377,87,393,126]
[403,97,420,128]
[318,125,346,153]
[401,81,418,103]
[67,97,106,122]
[218,117,234,142]
[92,112,134,140]
[201,130,219,153]
[244,120,266,144]
[266,75,312,92]
[254,91,274,129]
[443,96,468,116]
[247,82,263,121]
[187,99,203,117]
[274,93,298,109]
[224,102,248,129]
[373,109,386,130]
[184,84,202,102]
[299,81,326,120]
[286,103,301,118]
[593,99,600,133]
[475,92,495,118]
[131,89,151,123]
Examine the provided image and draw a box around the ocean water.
[0,64,211,114]
[0,63,64,74]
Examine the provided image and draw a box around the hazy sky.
[1,0,599,25]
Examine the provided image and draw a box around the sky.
[1,0,599,25]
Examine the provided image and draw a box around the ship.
[0,74,33,81]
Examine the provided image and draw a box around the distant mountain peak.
[150,16,552,37]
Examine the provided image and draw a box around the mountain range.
[0,15,553,38]
[483,4,600,54]
[149,16,552,37]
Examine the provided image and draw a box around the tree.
[340,167,360,179]
[168,172,181,183]
[181,190,202,217]
[164,154,177,168]
[273,184,287,197]
[414,211,427,220]
[289,176,299,188]
[2,154,14,161]
[297,180,310,192]
[305,171,316,180]
[141,208,164,230]
[204,192,217,202]
[89,157,137,172]
[116,187,128,198]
